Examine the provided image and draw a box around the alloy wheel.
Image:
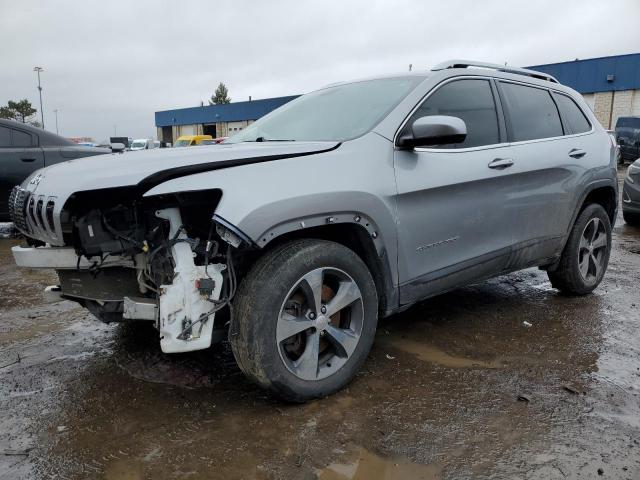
[277,267,364,381]
[578,217,608,283]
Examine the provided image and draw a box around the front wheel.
[548,204,612,295]
[230,239,378,402]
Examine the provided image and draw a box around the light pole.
[33,67,45,129]
[53,109,59,135]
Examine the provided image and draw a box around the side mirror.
[397,115,467,149]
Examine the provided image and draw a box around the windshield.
[225,76,423,143]
[174,139,192,147]
[131,141,146,148]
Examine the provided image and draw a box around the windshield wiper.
[254,137,295,142]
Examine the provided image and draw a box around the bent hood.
[24,141,339,197]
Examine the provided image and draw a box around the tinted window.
[0,126,10,147]
[499,82,563,141]
[12,129,33,147]
[616,117,640,129]
[406,79,500,148]
[554,93,591,134]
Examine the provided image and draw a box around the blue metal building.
[528,53,640,128]
[155,95,299,143]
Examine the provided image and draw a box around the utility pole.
[53,109,59,135]
[33,67,45,129]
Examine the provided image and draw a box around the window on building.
[553,93,591,134]
[499,82,563,141]
[404,79,500,148]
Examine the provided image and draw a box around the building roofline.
[527,52,640,69]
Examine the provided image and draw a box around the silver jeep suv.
[9,60,618,401]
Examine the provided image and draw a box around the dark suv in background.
[0,119,109,220]
[616,116,640,163]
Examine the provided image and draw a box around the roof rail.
[431,59,559,84]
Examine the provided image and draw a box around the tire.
[623,211,640,226]
[230,239,378,402]
[548,204,612,295]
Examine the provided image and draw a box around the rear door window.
[0,126,10,147]
[554,93,591,134]
[499,82,563,142]
[406,79,500,148]
[11,129,34,147]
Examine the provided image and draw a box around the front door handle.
[488,158,514,170]
[568,148,586,159]
[21,157,36,162]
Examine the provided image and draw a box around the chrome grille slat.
[10,186,62,244]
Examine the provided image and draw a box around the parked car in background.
[130,138,157,151]
[154,140,161,149]
[9,61,618,401]
[198,138,227,145]
[0,119,110,221]
[615,116,640,163]
[173,135,213,147]
[110,136,132,149]
[622,159,640,225]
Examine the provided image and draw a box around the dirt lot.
[1,208,639,480]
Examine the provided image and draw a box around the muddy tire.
[230,239,378,402]
[548,204,612,295]
[623,211,640,226]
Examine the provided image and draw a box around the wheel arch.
[217,213,399,318]
[558,180,618,255]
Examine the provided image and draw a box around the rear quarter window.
[499,81,563,142]
[554,93,591,134]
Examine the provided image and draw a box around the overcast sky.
[1,0,638,141]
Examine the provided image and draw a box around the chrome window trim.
[393,74,595,153]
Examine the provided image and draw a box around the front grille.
[8,186,30,232]
[9,186,60,243]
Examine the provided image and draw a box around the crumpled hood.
[25,141,339,197]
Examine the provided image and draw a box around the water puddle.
[317,447,441,480]
[381,337,500,369]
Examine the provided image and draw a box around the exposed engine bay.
[12,189,242,353]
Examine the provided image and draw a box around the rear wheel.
[623,211,640,226]
[548,204,611,295]
[230,239,378,402]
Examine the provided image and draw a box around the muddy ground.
[1,209,639,480]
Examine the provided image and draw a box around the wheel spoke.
[293,331,320,380]
[579,235,590,252]
[298,269,324,315]
[589,218,600,242]
[277,312,315,342]
[579,255,590,278]
[324,325,359,358]
[326,280,362,317]
[592,231,607,250]
[590,253,601,278]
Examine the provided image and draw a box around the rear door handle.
[568,148,586,159]
[488,158,514,170]
[21,158,36,162]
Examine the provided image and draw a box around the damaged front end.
[11,185,241,353]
